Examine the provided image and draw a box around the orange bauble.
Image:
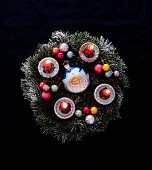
[90,107,98,114]
[52,47,59,54]
[103,64,110,71]
[39,82,46,89]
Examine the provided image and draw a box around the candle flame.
[61,101,68,109]
[88,44,95,50]
[45,59,51,64]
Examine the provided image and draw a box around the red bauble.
[57,52,64,59]
[41,91,51,100]
[94,64,103,74]
[102,89,111,97]
[52,47,59,54]
[83,107,90,114]
[39,82,46,89]
[60,101,69,110]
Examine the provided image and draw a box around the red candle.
[85,44,95,55]
[43,59,52,71]
[102,89,111,97]
[61,101,69,110]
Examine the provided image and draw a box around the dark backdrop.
[0,0,151,168]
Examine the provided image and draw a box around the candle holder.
[79,42,99,63]
[54,97,75,119]
[38,57,59,78]
[94,84,115,105]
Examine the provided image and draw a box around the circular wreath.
[21,31,129,142]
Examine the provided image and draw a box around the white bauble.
[75,110,82,117]
[85,115,95,124]
[51,85,58,92]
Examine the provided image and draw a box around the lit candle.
[43,59,52,71]
[60,101,69,110]
[85,44,95,55]
[102,89,111,97]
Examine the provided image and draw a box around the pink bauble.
[94,64,103,74]
[59,43,69,52]
[41,91,51,100]
[57,52,64,59]
[83,107,90,114]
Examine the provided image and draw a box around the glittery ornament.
[43,85,50,91]
[51,85,58,92]
[85,115,95,124]
[94,64,103,74]
[59,43,69,52]
[105,71,112,78]
[113,70,120,77]
[57,52,64,59]
[41,91,51,100]
[75,110,82,117]
[67,51,74,58]
[103,64,110,71]
[83,107,90,114]
[62,67,89,93]
[90,107,98,114]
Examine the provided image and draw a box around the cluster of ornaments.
[39,82,58,100]
[38,42,120,125]
[52,43,74,59]
[94,63,120,78]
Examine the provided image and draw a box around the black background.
[0,0,151,168]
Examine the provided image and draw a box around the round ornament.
[57,52,64,59]
[51,85,58,92]
[94,64,103,74]
[38,57,59,78]
[75,110,82,117]
[54,97,75,119]
[85,115,95,124]
[79,42,99,63]
[67,51,74,58]
[43,85,50,91]
[83,107,90,114]
[90,107,98,114]
[103,64,110,71]
[52,47,59,54]
[105,71,112,78]
[39,82,46,89]
[41,91,51,100]
[62,67,89,93]
[94,84,115,105]
[59,43,69,52]
[113,70,120,77]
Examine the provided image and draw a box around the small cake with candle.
[38,57,59,78]
[79,42,99,63]
[54,97,75,119]
[94,84,115,105]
